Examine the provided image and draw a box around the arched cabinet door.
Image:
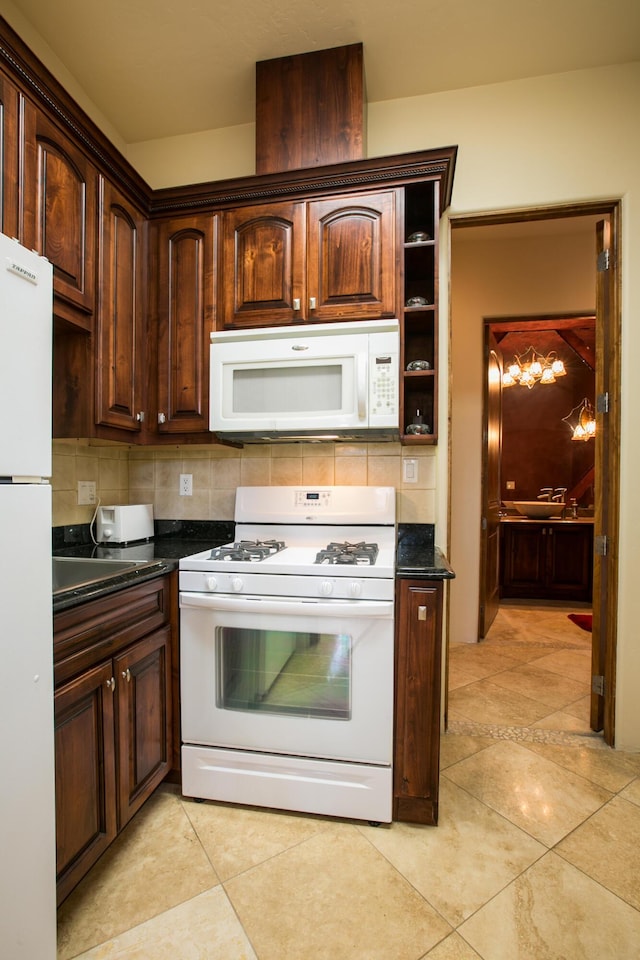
[95,177,145,433]
[219,190,396,329]
[306,191,396,323]
[220,201,305,329]
[0,69,20,238]
[23,105,96,329]
[155,214,216,433]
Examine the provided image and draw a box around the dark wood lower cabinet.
[500,521,593,601]
[54,661,117,905]
[394,578,443,825]
[54,576,174,905]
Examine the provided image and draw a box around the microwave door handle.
[356,353,367,420]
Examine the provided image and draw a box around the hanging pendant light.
[562,398,596,441]
[501,346,566,389]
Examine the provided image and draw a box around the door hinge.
[597,248,610,272]
[594,534,608,557]
[597,392,609,414]
[592,674,605,696]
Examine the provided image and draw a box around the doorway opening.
[448,202,620,746]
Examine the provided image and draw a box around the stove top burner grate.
[209,539,286,562]
[315,541,379,566]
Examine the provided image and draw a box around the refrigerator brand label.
[5,257,38,284]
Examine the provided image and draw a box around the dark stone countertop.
[52,518,456,609]
[395,523,455,580]
[499,515,594,525]
[52,520,234,612]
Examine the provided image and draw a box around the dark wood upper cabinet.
[220,190,396,329]
[0,68,20,238]
[255,44,365,175]
[95,176,146,433]
[22,104,96,329]
[220,201,305,328]
[155,214,216,433]
[2,17,457,444]
[307,192,396,323]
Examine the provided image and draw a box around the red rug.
[568,613,592,632]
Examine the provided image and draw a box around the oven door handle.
[179,592,394,618]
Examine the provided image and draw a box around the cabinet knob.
[418,605,427,621]
[106,677,115,691]
[135,411,145,422]
[293,298,301,311]
[158,412,166,424]
[122,668,131,683]
[309,297,317,310]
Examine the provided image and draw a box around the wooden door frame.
[448,199,621,745]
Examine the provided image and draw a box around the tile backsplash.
[52,439,437,527]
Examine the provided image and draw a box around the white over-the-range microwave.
[209,319,400,442]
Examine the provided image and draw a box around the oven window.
[216,627,351,720]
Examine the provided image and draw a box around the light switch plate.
[403,459,418,483]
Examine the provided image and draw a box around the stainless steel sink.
[52,556,157,595]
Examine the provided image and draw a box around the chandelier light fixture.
[562,398,596,441]
[502,346,566,389]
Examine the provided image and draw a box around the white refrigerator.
[0,232,57,957]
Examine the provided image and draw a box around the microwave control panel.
[370,353,399,421]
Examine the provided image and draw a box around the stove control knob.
[349,581,362,598]
[205,576,218,592]
[231,577,244,593]
[320,580,334,596]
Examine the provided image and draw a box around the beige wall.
[52,440,437,528]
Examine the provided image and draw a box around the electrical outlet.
[179,473,193,496]
[77,480,96,505]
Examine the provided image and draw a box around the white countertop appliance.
[209,318,399,442]
[179,485,397,823]
[96,503,154,544]
[0,232,57,958]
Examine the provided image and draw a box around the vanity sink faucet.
[537,487,554,501]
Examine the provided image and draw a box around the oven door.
[180,592,394,765]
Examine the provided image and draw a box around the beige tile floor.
[57,601,640,960]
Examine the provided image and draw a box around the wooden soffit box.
[256,43,365,175]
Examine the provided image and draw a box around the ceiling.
[4,0,640,144]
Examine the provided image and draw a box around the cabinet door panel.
[156,215,215,432]
[0,69,20,238]
[23,105,96,327]
[394,579,443,825]
[501,522,593,600]
[307,192,396,322]
[221,202,304,328]
[115,626,172,828]
[501,524,546,596]
[548,526,593,599]
[96,177,145,431]
[55,661,116,904]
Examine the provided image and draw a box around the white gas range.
[179,485,396,823]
